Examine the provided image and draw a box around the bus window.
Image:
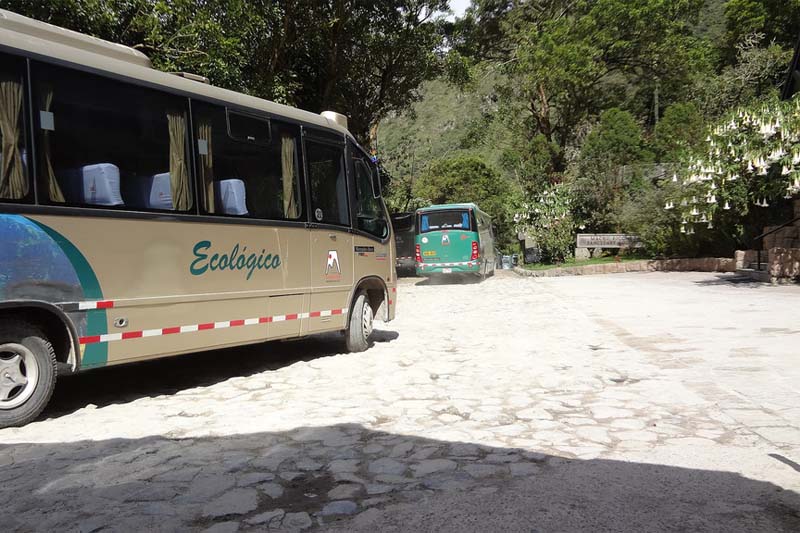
[0,52,30,202]
[419,210,472,232]
[31,61,192,211]
[194,102,303,220]
[307,139,349,226]
[352,155,388,239]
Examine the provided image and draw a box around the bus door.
[305,134,353,333]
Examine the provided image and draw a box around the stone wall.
[768,247,800,280]
[513,258,735,278]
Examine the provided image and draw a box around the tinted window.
[419,210,472,233]
[0,52,30,202]
[194,103,303,220]
[228,111,271,144]
[32,62,192,211]
[307,139,349,226]
[352,155,388,239]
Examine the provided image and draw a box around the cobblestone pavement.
[1,272,799,532]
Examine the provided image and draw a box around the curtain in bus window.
[39,85,65,203]
[0,74,26,199]
[168,111,191,210]
[461,212,469,229]
[281,134,299,218]
[198,121,215,212]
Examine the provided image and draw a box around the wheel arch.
[0,301,79,374]
[348,276,388,322]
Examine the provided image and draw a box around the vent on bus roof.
[170,72,210,84]
[0,9,152,69]
[321,111,348,130]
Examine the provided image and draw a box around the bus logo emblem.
[442,234,450,246]
[325,250,342,281]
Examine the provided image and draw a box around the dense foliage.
[382,0,800,259]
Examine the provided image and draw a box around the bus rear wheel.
[0,321,57,428]
[346,291,374,353]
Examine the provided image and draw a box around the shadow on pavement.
[44,328,398,419]
[692,274,773,288]
[1,423,798,532]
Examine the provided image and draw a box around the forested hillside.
[380,0,800,256]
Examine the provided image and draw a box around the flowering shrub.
[668,96,800,234]
[514,183,576,262]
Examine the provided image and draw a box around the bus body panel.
[1,211,394,369]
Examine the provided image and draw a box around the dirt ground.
[1,271,799,532]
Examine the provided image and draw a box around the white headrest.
[62,163,123,206]
[215,179,248,215]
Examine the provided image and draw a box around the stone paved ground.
[1,271,799,532]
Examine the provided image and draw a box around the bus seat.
[61,163,124,206]
[125,172,173,210]
[215,179,248,215]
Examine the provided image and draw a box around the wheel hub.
[0,343,39,410]
[362,303,374,338]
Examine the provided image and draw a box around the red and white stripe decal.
[78,300,115,310]
[79,308,348,345]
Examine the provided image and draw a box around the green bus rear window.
[419,210,471,233]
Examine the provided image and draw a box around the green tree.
[723,0,800,61]
[653,102,706,161]
[572,108,653,231]
[496,0,707,184]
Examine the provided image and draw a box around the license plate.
[442,268,452,273]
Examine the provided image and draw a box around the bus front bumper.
[416,261,481,276]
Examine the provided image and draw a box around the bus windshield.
[419,210,472,233]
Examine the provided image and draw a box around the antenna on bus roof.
[321,111,349,130]
[0,9,152,69]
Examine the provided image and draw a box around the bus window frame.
[28,57,197,215]
[302,128,352,231]
[225,108,272,146]
[192,100,306,223]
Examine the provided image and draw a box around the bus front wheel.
[346,291,374,353]
[0,320,57,428]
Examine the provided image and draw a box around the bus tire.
[0,320,57,428]
[346,291,373,353]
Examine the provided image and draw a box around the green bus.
[415,203,496,278]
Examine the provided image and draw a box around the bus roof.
[0,9,350,137]
[416,203,489,216]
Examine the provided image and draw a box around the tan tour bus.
[0,10,396,427]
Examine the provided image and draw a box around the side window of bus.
[31,61,192,211]
[352,155,388,239]
[306,139,349,226]
[193,103,303,220]
[0,53,31,202]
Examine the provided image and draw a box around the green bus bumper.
[416,261,481,276]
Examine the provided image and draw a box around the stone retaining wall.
[514,258,736,278]
[768,248,800,280]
